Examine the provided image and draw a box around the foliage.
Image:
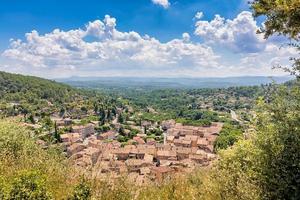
[252,0,300,76]
[0,71,120,126]
[70,178,91,200]
[9,170,52,200]
[252,0,300,39]
[0,119,76,199]
[214,122,244,152]
[204,81,300,200]
[254,82,300,199]
[92,178,134,200]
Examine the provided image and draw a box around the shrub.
[69,178,91,200]
[9,170,52,200]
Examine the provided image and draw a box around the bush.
[70,178,91,200]
[9,170,52,200]
[0,119,76,199]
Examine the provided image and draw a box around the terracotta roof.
[157,150,177,157]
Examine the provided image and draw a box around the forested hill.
[0,71,110,118]
[0,71,86,104]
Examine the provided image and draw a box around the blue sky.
[0,0,249,49]
[0,0,296,78]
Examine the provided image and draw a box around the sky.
[0,0,297,78]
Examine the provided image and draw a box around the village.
[48,109,223,184]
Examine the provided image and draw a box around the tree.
[59,107,65,117]
[54,121,61,143]
[21,107,29,121]
[252,0,300,76]
[118,114,124,123]
[99,108,106,121]
[252,0,300,39]
[201,3,300,199]
[254,83,300,199]
[107,109,112,121]
[214,122,243,152]
[28,114,35,124]
[119,127,125,136]
[93,103,98,114]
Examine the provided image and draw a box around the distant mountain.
[57,76,294,89]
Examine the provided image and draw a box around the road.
[230,110,240,122]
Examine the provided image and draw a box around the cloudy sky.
[0,0,297,78]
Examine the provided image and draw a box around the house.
[144,154,154,163]
[137,145,156,156]
[161,120,176,130]
[150,166,175,182]
[174,147,191,160]
[83,147,101,164]
[129,149,145,159]
[67,143,86,156]
[180,129,194,136]
[88,139,103,149]
[189,154,206,164]
[166,135,175,143]
[156,150,177,161]
[64,118,72,125]
[72,124,94,138]
[108,160,127,173]
[173,138,192,148]
[184,135,198,147]
[167,128,180,137]
[206,135,218,145]
[98,131,117,140]
[61,133,82,144]
[155,143,172,151]
[113,148,130,160]
[133,136,145,145]
[125,159,150,173]
[197,138,209,149]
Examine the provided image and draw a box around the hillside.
[0,71,114,120]
[0,71,82,104]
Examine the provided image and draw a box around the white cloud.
[194,11,266,53]
[195,12,204,20]
[182,33,190,42]
[151,0,170,9]
[0,12,297,78]
[1,15,219,78]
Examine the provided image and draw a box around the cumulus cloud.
[194,11,266,53]
[151,0,170,9]
[0,12,296,78]
[194,12,204,20]
[1,15,219,77]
